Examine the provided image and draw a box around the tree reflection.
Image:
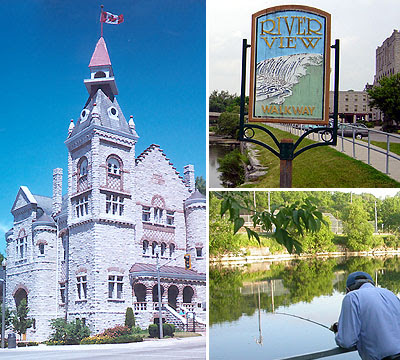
[210,256,400,325]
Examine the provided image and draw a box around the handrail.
[277,346,357,360]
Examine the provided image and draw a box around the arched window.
[152,242,158,256]
[183,286,194,303]
[77,157,89,192]
[94,71,106,78]
[160,242,166,257]
[152,284,164,302]
[143,240,149,255]
[169,243,175,258]
[106,155,123,190]
[134,283,147,303]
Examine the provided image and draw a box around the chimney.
[183,164,195,193]
[52,168,63,216]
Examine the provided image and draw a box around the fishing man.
[331,271,400,360]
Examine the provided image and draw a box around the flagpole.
[100,4,104,37]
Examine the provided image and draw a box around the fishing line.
[274,312,333,332]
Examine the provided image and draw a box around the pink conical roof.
[89,37,111,67]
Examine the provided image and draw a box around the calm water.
[210,256,400,360]
[209,144,231,188]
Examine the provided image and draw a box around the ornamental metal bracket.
[238,39,340,162]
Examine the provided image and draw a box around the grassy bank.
[242,126,400,188]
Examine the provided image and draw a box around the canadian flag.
[100,11,124,24]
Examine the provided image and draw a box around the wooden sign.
[249,5,331,124]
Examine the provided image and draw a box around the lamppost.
[1,259,6,349]
[155,249,163,339]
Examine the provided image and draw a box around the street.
[0,336,206,360]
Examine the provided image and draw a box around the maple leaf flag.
[100,11,124,25]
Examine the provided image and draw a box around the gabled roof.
[11,186,37,213]
[130,263,206,280]
[89,37,111,67]
[136,144,189,188]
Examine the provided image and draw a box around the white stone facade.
[5,37,206,341]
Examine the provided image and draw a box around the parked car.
[338,123,368,139]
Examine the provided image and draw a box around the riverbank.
[210,248,400,266]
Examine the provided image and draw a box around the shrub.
[112,334,143,344]
[17,341,39,347]
[124,307,135,329]
[101,325,131,338]
[81,335,113,345]
[49,318,90,345]
[163,323,175,337]
[218,149,249,187]
[148,324,159,338]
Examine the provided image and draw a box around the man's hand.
[330,322,338,333]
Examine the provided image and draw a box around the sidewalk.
[0,336,206,360]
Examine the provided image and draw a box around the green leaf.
[233,217,244,234]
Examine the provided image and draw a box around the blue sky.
[0,0,205,255]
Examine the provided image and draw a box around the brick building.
[4,37,206,341]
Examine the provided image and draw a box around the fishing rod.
[274,312,333,332]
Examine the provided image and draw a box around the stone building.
[329,90,371,123]
[372,29,400,121]
[4,37,206,341]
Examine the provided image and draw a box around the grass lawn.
[241,125,400,188]
[364,140,400,156]
[175,332,203,338]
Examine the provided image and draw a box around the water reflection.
[209,144,232,188]
[210,256,400,359]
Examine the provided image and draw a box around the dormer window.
[80,109,90,122]
[107,106,119,120]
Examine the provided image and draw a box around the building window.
[75,195,89,218]
[169,243,175,257]
[16,234,27,260]
[106,156,122,190]
[152,242,158,256]
[77,275,87,300]
[161,242,167,256]
[108,275,123,299]
[143,240,149,255]
[77,157,89,192]
[142,206,151,222]
[196,247,203,258]
[60,283,66,304]
[154,208,163,223]
[38,243,45,256]
[166,211,174,225]
[106,194,124,216]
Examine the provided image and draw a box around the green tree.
[209,90,237,113]
[218,192,326,254]
[342,199,374,251]
[12,299,33,340]
[195,176,206,195]
[215,112,239,138]
[367,73,400,124]
[380,195,400,232]
[125,307,135,329]
[0,302,12,336]
[300,217,336,254]
[209,193,242,255]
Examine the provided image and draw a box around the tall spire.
[89,37,111,67]
[84,37,118,97]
